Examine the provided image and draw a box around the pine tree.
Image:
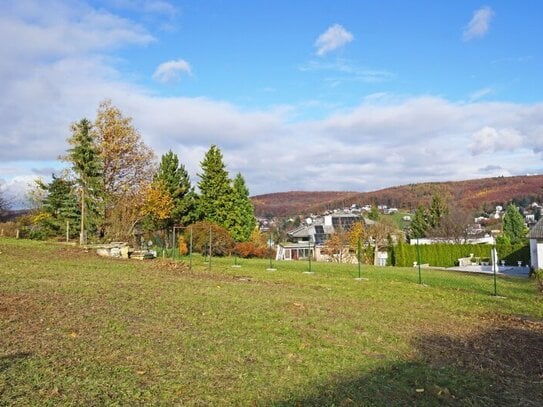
[410,205,428,239]
[502,203,527,244]
[154,150,197,226]
[65,118,102,241]
[197,145,234,229]
[38,175,80,237]
[428,194,448,229]
[229,173,256,242]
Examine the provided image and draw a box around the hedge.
[392,241,530,268]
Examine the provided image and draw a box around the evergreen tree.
[367,204,380,221]
[38,175,80,237]
[428,194,448,229]
[410,205,428,239]
[502,203,527,244]
[229,173,256,242]
[154,150,197,226]
[197,145,234,229]
[65,118,102,241]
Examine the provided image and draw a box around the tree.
[65,118,102,243]
[428,194,448,229]
[187,220,235,256]
[0,189,9,218]
[368,219,397,266]
[229,173,256,242]
[410,205,428,239]
[154,150,197,226]
[322,226,352,263]
[93,100,155,238]
[367,204,380,221]
[427,206,471,243]
[140,180,174,224]
[35,175,80,238]
[197,145,233,229]
[502,203,527,244]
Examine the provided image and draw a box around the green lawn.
[1,238,542,406]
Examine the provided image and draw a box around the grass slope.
[1,238,542,406]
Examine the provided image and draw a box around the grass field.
[1,238,542,406]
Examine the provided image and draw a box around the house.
[528,217,543,270]
[286,212,375,244]
[276,211,375,261]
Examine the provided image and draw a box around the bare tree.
[367,218,396,266]
[427,206,472,243]
[0,188,11,219]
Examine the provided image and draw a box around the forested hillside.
[252,175,543,217]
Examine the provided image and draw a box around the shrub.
[390,242,530,268]
[185,221,234,256]
[235,242,268,258]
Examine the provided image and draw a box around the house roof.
[528,218,543,239]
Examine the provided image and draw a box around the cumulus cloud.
[469,126,523,155]
[152,59,192,83]
[463,6,494,41]
[315,24,353,56]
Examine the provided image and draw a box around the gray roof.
[528,218,543,239]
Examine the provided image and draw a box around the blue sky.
[1,0,543,207]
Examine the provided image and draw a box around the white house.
[529,218,543,270]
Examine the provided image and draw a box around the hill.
[252,175,543,217]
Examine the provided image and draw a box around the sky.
[1,0,543,207]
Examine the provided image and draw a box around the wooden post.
[66,221,69,243]
[16,229,20,239]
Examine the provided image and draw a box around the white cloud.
[463,6,494,41]
[469,126,523,155]
[315,24,353,56]
[469,87,494,101]
[152,59,192,83]
[299,59,394,84]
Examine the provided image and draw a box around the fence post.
[266,233,276,271]
[492,245,498,296]
[189,226,193,270]
[307,240,312,273]
[358,237,361,279]
[66,221,69,243]
[16,229,19,239]
[208,226,212,271]
[416,237,422,285]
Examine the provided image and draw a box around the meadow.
[1,238,542,406]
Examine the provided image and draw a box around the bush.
[235,242,268,258]
[390,242,530,268]
[185,221,234,256]
[534,269,543,293]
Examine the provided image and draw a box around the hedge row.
[392,241,530,268]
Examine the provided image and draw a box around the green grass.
[1,238,542,406]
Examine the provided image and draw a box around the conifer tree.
[502,203,527,244]
[428,194,448,229]
[154,150,197,226]
[230,173,256,241]
[410,205,428,239]
[197,145,234,229]
[65,118,102,241]
[37,175,80,237]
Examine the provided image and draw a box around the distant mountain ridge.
[251,175,543,217]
